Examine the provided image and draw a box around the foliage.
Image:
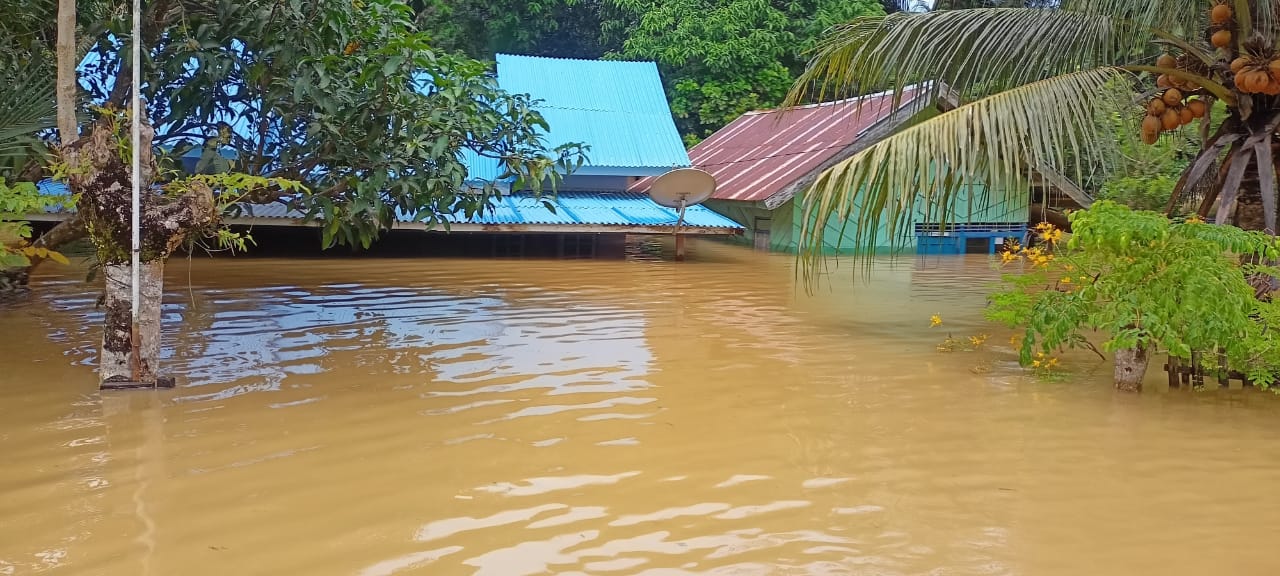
[0,0,115,177]
[52,0,587,251]
[0,178,70,267]
[170,172,309,253]
[409,0,622,59]
[610,0,884,144]
[986,202,1280,387]
[0,59,56,175]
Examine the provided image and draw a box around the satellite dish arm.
[676,198,686,233]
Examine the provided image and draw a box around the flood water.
[2,241,1279,576]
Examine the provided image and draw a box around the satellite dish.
[649,168,716,209]
[650,168,716,260]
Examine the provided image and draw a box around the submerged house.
[634,86,1029,254]
[29,54,743,259]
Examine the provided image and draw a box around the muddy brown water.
[2,242,1279,575]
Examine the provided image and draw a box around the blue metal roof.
[464,54,691,179]
[31,182,741,231]
[237,191,740,230]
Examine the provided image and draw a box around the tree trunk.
[1231,160,1277,298]
[55,0,78,145]
[63,116,217,387]
[101,261,164,384]
[1114,344,1150,392]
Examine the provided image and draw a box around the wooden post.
[1167,355,1180,389]
[675,234,686,261]
[1217,349,1229,387]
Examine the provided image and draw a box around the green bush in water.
[986,201,1280,387]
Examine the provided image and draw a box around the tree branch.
[27,214,87,272]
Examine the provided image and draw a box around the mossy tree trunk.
[62,118,217,386]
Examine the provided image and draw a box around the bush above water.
[986,201,1280,387]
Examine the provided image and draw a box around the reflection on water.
[2,242,1280,576]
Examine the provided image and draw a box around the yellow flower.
[1009,335,1021,346]
[1061,276,1072,284]
[1034,227,1064,245]
[1047,357,1060,368]
[1186,214,1204,224]
[1000,251,1020,264]
[1064,264,1074,272]
[930,315,943,327]
[1032,359,1042,368]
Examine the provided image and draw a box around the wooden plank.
[101,375,176,390]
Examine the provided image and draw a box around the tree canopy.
[0,0,585,251]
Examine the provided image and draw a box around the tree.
[786,1,1280,390]
[610,0,884,144]
[989,206,1280,390]
[20,0,584,386]
[56,0,77,145]
[410,0,622,59]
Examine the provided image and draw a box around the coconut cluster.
[1141,88,1208,144]
[1140,2,1239,145]
[1230,55,1280,94]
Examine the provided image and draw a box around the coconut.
[1187,99,1208,118]
[1253,69,1274,93]
[1162,88,1184,106]
[1179,106,1195,125]
[1148,98,1167,116]
[1269,59,1280,82]
[1141,115,1162,144]
[1232,57,1251,73]
[1211,3,1233,25]
[1157,74,1172,89]
[1161,108,1181,130]
[1213,29,1233,49]
[1156,54,1177,69]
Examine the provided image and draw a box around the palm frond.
[0,57,56,161]
[1060,0,1208,35]
[787,8,1142,115]
[796,67,1131,287]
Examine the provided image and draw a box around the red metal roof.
[632,87,923,204]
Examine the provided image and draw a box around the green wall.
[704,199,794,252]
[706,184,1029,254]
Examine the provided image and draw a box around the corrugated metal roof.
[631,86,924,204]
[464,54,690,178]
[235,191,742,230]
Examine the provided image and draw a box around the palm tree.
[788,1,1280,256]
[786,1,1280,386]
